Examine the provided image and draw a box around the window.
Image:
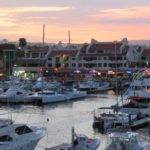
[55,63,61,68]
[15,125,32,135]
[55,57,60,62]
[109,57,115,61]
[16,92,23,95]
[118,57,122,60]
[64,56,69,61]
[72,63,76,67]
[32,53,39,58]
[97,50,103,53]
[142,57,146,60]
[79,63,82,67]
[0,135,12,141]
[64,63,69,68]
[98,63,101,67]
[103,57,107,60]
[109,64,112,67]
[48,63,52,67]
[89,50,95,53]
[81,50,86,54]
[83,57,97,61]
[72,57,76,60]
[104,63,107,67]
[48,57,52,61]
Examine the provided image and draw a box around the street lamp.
[114,40,119,109]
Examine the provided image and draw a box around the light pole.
[114,40,119,110]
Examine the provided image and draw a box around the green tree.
[0,44,16,59]
[19,38,27,48]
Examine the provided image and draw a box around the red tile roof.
[89,42,122,51]
[49,50,78,57]
[141,49,150,57]
[79,53,124,57]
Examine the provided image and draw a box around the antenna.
[43,24,45,47]
[68,31,70,49]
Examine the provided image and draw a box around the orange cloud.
[0,6,150,43]
[94,6,150,20]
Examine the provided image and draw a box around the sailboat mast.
[42,24,45,92]
[43,24,45,47]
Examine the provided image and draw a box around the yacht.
[0,86,35,103]
[32,77,61,91]
[125,69,150,99]
[78,80,113,93]
[26,90,68,104]
[105,130,149,150]
[0,118,46,150]
[120,69,150,115]
[46,127,100,150]
[61,87,87,100]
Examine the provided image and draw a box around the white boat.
[26,90,68,104]
[93,108,130,133]
[0,86,35,103]
[120,69,150,115]
[0,117,46,150]
[105,130,149,150]
[124,69,150,99]
[46,127,100,150]
[33,77,61,91]
[78,80,112,93]
[62,87,87,100]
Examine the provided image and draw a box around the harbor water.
[0,90,148,150]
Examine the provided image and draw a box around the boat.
[125,69,150,99]
[0,85,35,103]
[105,130,149,150]
[32,77,61,91]
[60,87,87,100]
[26,90,68,104]
[120,69,150,115]
[0,115,46,150]
[93,107,130,133]
[45,127,100,150]
[78,80,113,93]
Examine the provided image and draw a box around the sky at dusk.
[1,0,150,43]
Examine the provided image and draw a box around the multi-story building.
[140,48,150,67]
[14,38,149,79]
[126,45,150,68]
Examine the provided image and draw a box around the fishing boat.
[0,114,46,150]
[93,107,130,133]
[45,127,100,150]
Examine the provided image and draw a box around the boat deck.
[45,144,67,150]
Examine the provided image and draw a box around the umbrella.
[74,69,81,73]
[89,69,97,73]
